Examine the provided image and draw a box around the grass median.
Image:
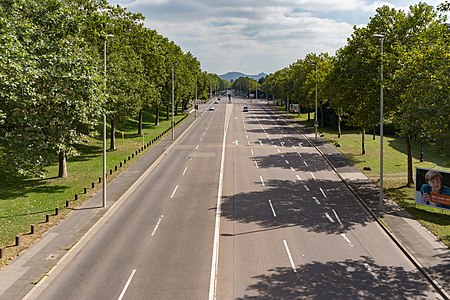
[0,111,187,265]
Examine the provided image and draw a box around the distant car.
[214,100,219,104]
[209,106,215,111]
[243,106,248,112]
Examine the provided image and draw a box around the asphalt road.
[27,96,441,299]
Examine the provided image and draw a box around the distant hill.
[219,72,267,82]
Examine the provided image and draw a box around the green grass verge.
[0,111,187,253]
[283,108,450,247]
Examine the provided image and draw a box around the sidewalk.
[0,114,196,300]
[301,127,450,300]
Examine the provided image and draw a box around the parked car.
[243,106,248,112]
[209,106,215,111]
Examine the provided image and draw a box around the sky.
[108,0,446,75]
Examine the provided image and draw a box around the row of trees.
[261,2,449,186]
[0,0,227,178]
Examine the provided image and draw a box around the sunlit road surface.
[28,97,441,300]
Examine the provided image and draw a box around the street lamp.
[373,33,385,211]
[103,34,114,208]
[171,61,178,140]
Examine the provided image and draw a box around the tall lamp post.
[103,34,114,208]
[373,33,385,211]
[171,61,178,140]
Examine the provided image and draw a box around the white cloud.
[109,0,444,74]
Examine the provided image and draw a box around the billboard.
[415,168,450,210]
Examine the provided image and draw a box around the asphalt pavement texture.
[0,106,448,300]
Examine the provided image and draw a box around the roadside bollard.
[31,224,35,234]
[66,200,70,208]
[46,214,50,223]
[15,235,20,247]
[55,208,59,216]
[98,177,102,184]
[109,169,113,175]
[0,247,3,259]
[92,182,95,188]
[75,194,78,200]
[115,166,118,171]
[84,187,87,194]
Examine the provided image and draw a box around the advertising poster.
[415,168,450,210]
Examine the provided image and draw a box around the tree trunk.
[110,116,116,150]
[406,134,414,187]
[138,110,143,136]
[361,129,366,155]
[58,150,67,178]
[337,109,341,138]
[155,106,160,125]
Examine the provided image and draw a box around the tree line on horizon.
[0,0,227,178]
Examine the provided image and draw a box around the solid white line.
[320,187,327,198]
[151,216,164,237]
[118,269,136,300]
[332,209,343,226]
[310,172,316,180]
[182,166,188,176]
[260,176,265,187]
[268,200,277,217]
[209,104,231,300]
[325,212,335,223]
[171,185,179,198]
[283,240,297,273]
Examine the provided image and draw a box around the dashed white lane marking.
[340,234,354,247]
[251,149,254,156]
[151,215,164,237]
[118,269,136,300]
[320,187,327,198]
[254,161,259,168]
[364,263,378,280]
[260,176,265,187]
[283,240,297,273]
[310,172,316,180]
[332,209,343,226]
[171,185,179,198]
[313,196,321,205]
[303,161,308,167]
[248,141,251,146]
[303,184,310,191]
[297,152,302,158]
[182,166,188,176]
[290,167,296,172]
[268,200,277,217]
[285,160,290,165]
[235,140,239,145]
[325,212,335,223]
[296,175,302,181]
[259,141,263,146]
[196,144,200,150]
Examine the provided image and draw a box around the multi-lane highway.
[27,96,441,299]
